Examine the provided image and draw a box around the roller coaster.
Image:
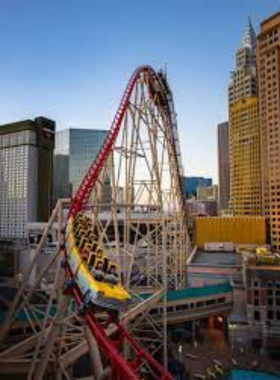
[65,212,131,311]
[0,65,189,379]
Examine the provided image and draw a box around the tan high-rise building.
[258,11,280,250]
[218,122,230,213]
[229,20,262,216]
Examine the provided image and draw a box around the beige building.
[229,20,262,216]
[197,185,218,201]
[258,11,280,251]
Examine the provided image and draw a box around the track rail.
[71,285,172,379]
[66,66,176,379]
[69,65,160,218]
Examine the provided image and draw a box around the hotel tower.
[229,20,262,216]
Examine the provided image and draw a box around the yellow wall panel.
[196,217,267,248]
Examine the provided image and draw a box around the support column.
[33,295,69,379]
[85,325,104,379]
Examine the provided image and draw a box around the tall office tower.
[218,122,230,213]
[229,20,262,216]
[53,128,108,203]
[258,11,280,250]
[0,117,55,238]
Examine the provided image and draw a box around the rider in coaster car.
[96,248,103,258]
[91,261,104,281]
[106,265,119,285]
[80,248,88,261]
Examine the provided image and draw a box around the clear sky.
[0,1,279,182]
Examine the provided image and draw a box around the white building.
[0,117,55,238]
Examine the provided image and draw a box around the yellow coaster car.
[66,217,131,311]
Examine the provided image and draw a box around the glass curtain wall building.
[54,128,108,203]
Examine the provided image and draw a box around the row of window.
[252,280,280,288]
[150,297,227,315]
[0,130,36,148]
[254,309,280,322]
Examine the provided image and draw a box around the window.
[267,310,274,320]
[268,298,274,306]
[206,299,216,306]
[176,305,186,311]
[150,308,158,315]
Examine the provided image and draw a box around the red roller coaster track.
[69,65,160,218]
[67,66,174,379]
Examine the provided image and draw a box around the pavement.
[171,327,280,378]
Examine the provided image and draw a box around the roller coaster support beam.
[0,333,39,359]
[0,199,70,342]
[97,367,112,380]
[60,289,165,368]
[85,325,104,379]
[33,295,69,379]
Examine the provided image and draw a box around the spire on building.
[242,17,257,50]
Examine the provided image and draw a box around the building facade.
[197,185,218,201]
[53,128,108,203]
[246,266,280,345]
[218,122,230,213]
[258,11,280,250]
[186,199,217,217]
[183,177,212,198]
[0,117,55,238]
[229,20,262,216]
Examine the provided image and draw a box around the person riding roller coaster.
[106,264,119,285]
[80,247,89,261]
[91,261,105,281]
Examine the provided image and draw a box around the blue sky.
[0,1,279,182]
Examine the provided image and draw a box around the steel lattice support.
[0,66,189,379]
[79,68,189,364]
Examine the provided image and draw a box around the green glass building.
[53,128,108,204]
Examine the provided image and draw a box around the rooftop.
[140,282,232,302]
[190,249,242,267]
[260,10,280,28]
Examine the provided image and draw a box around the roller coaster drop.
[0,66,189,379]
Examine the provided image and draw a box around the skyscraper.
[218,121,230,213]
[53,128,108,203]
[258,11,280,250]
[0,117,55,238]
[229,20,262,216]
